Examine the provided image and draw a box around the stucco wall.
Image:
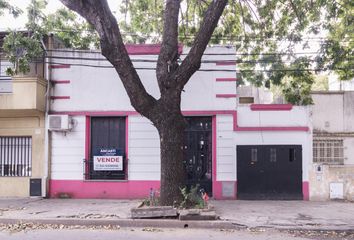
[0,114,45,197]
[49,46,237,112]
[311,91,354,201]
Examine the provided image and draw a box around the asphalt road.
[1,227,351,240]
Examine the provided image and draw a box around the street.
[0,226,353,240]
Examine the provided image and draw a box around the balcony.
[0,76,47,115]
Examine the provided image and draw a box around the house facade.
[0,33,47,197]
[46,45,312,200]
[310,91,354,201]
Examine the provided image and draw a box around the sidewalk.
[0,198,353,231]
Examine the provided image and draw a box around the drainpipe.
[40,34,53,198]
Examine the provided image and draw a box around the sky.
[0,0,122,31]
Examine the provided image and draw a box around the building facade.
[46,45,312,200]
[310,91,354,201]
[0,33,47,197]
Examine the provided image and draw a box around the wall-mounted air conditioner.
[48,115,72,131]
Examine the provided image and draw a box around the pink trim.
[49,64,71,69]
[213,181,237,200]
[85,116,90,180]
[235,126,310,131]
[125,117,129,180]
[216,94,237,98]
[303,181,309,201]
[215,78,238,82]
[49,110,236,117]
[50,96,70,100]
[215,61,236,66]
[212,116,217,198]
[49,180,160,199]
[49,111,139,116]
[250,104,293,111]
[85,116,129,181]
[51,80,70,84]
[125,44,183,55]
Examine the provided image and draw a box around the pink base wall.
[49,180,160,199]
[49,180,309,200]
[303,181,309,201]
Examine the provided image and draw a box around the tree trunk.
[156,112,186,206]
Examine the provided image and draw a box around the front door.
[237,145,302,200]
[183,117,213,195]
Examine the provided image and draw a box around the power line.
[46,48,323,56]
[46,28,354,42]
[45,61,354,72]
[45,54,354,64]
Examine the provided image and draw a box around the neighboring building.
[47,45,312,200]
[237,85,273,104]
[310,91,354,201]
[328,74,354,91]
[0,32,47,197]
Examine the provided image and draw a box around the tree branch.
[174,0,228,88]
[156,0,180,94]
[59,0,157,118]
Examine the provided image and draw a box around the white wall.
[51,116,85,180]
[237,105,311,128]
[128,116,160,180]
[216,115,235,181]
[50,46,236,112]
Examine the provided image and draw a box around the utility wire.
[45,61,354,72]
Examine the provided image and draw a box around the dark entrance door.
[89,117,126,180]
[237,145,302,200]
[183,117,213,195]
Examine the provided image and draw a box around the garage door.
[237,145,302,200]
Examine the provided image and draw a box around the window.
[0,136,32,177]
[0,59,13,93]
[251,148,258,162]
[270,148,277,162]
[313,139,344,164]
[86,117,126,180]
[239,97,254,104]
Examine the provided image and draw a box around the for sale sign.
[93,148,123,171]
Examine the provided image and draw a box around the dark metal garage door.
[237,145,302,200]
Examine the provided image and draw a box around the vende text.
[96,157,120,162]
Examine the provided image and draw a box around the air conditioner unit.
[48,115,72,131]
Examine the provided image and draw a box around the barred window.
[313,139,344,164]
[0,137,32,177]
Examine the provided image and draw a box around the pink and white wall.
[47,45,312,200]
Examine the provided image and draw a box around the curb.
[0,218,240,230]
[1,218,354,232]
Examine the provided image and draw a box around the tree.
[118,0,354,104]
[3,0,100,75]
[0,0,22,17]
[60,0,228,205]
[44,8,99,49]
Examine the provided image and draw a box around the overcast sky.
[0,0,122,30]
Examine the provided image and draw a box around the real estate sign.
[93,148,123,171]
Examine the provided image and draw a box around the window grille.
[0,136,32,176]
[270,148,277,162]
[313,139,344,164]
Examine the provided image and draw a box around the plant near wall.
[180,185,205,209]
